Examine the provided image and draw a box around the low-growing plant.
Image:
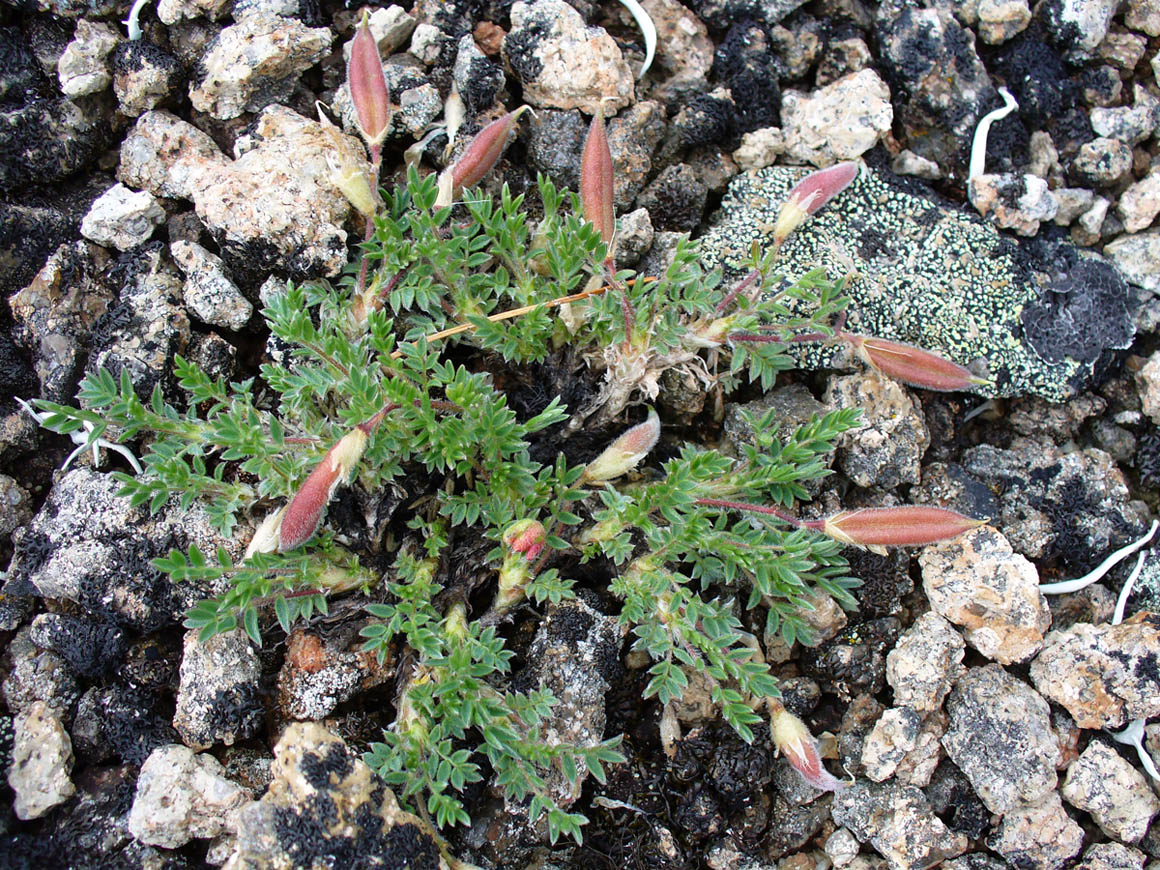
[30,17,988,851]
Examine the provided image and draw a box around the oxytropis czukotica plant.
[31,15,992,850]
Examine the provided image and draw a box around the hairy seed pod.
[583,407,660,482]
[844,333,992,392]
[770,706,845,791]
[580,106,615,245]
[773,162,860,247]
[821,506,985,553]
[279,428,369,551]
[347,11,391,147]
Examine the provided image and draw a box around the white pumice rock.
[1117,165,1160,232]
[80,183,166,251]
[57,20,118,97]
[7,701,75,820]
[170,240,253,331]
[781,69,893,167]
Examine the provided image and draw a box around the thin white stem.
[1110,718,1160,782]
[616,0,657,78]
[1113,550,1148,626]
[124,0,151,41]
[968,87,1018,182]
[16,397,143,475]
[1038,520,1158,595]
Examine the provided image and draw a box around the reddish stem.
[714,269,761,314]
[694,497,824,530]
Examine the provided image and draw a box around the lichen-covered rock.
[276,628,392,721]
[985,791,1084,870]
[1061,739,1160,842]
[173,629,262,751]
[780,70,893,167]
[85,244,191,398]
[188,105,362,279]
[128,744,253,848]
[976,0,1032,43]
[732,127,786,172]
[1091,85,1160,145]
[0,472,33,538]
[503,0,633,114]
[80,183,166,251]
[860,706,921,782]
[800,618,900,700]
[29,612,127,679]
[1042,0,1122,54]
[7,466,236,632]
[517,600,622,812]
[57,20,118,97]
[824,371,929,489]
[919,526,1051,664]
[188,16,331,120]
[170,240,252,330]
[632,0,713,97]
[452,34,503,114]
[885,612,965,714]
[832,780,967,870]
[942,664,1059,813]
[71,683,176,765]
[1,95,113,193]
[961,440,1146,567]
[635,163,708,232]
[8,240,113,402]
[876,0,995,177]
[8,700,75,820]
[699,164,1136,402]
[1030,613,1160,728]
[1070,137,1134,187]
[112,40,183,117]
[1,627,80,721]
[119,111,227,201]
[224,722,446,870]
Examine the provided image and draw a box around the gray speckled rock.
[781,70,892,168]
[128,744,253,847]
[1118,165,1160,233]
[961,439,1146,564]
[1073,843,1147,870]
[1030,613,1160,729]
[985,791,1084,870]
[1106,228,1160,292]
[919,526,1051,664]
[860,706,921,782]
[170,240,252,330]
[1,627,80,721]
[699,164,1136,401]
[1042,0,1121,54]
[885,612,965,714]
[876,0,994,177]
[1091,85,1160,145]
[276,628,392,721]
[189,105,364,279]
[832,780,967,870]
[824,371,929,489]
[112,40,183,118]
[57,20,118,97]
[157,0,230,23]
[174,629,262,751]
[968,173,1058,236]
[80,183,166,251]
[1071,137,1134,187]
[223,722,443,870]
[188,16,331,120]
[503,0,633,114]
[942,664,1059,814]
[1061,739,1160,842]
[8,700,75,820]
[118,110,228,201]
[8,241,113,403]
[7,466,236,632]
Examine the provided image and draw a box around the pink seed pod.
[844,333,992,392]
[580,106,615,246]
[582,407,661,483]
[347,11,391,147]
[773,162,860,247]
[771,707,845,792]
[279,428,369,551]
[820,506,985,554]
[451,106,531,192]
[503,519,547,562]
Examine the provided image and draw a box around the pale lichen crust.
[699,163,1136,400]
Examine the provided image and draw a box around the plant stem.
[694,497,823,530]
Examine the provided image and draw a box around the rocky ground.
[5,0,1160,867]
